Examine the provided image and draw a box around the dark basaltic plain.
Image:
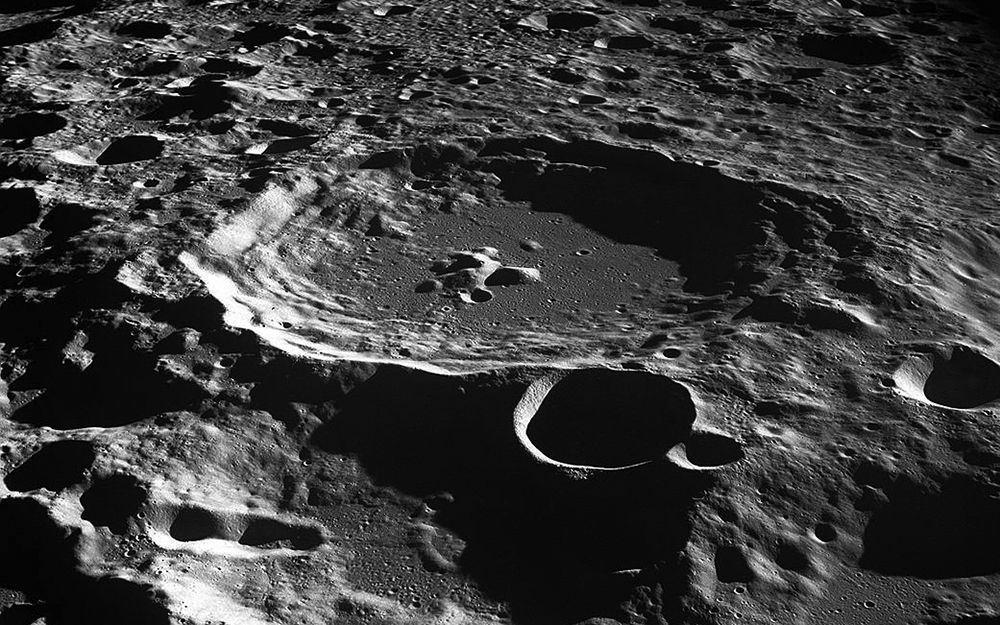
[1,0,1000,624]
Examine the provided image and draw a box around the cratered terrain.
[1,0,1000,624]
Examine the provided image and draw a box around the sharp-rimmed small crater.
[469,287,493,303]
[894,345,1000,409]
[373,4,415,16]
[245,135,320,155]
[239,517,324,550]
[96,135,163,165]
[169,506,224,542]
[681,431,745,468]
[924,347,1000,408]
[523,369,695,468]
[813,523,838,542]
[569,93,607,105]
[594,35,654,50]
[545,11,599,30]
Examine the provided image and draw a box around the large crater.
[179,137,787,370]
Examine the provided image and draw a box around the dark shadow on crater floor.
[923,346,1000,409]
[81,475,147,535]
[170,506,223,542]
[475,138,769,295]
[860,475,1000,579]
[525,369,695,468]
[10,350,207,429]
[0,498,168,625]
[798,32,899,66]
[3,440,95,492]
[239,518,323,550]
[312,366,711,624]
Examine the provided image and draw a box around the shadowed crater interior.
[545,11,599,30]
[0,498,169,624]
[525,369,696,468]
[312,366,708,623]
[170,507,223,542]
[3,440,95,492]
[239,518,323,550]
[683,431,745,468]
[96,135,163,165]
[860,475,1000,579]
[476,138,769,295]
[923,346,1000,409]
[798,32,899,65]
[81,475,147,535]
[0,112,66,139]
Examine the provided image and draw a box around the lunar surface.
[1,0,1000,623]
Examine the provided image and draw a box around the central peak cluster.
[416,247,542,304]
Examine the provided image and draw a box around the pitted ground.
[1,0,1000,624]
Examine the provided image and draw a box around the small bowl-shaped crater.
[470,288,493,303]
[373,4,415,17]
[569,94,607,105]
[924,347,1000,409]
[594,35,654,50]
[518,369,695,469]
[239,518,323,550]
[680,431,745,468]
[169,507,223,542]
[813,523,837,543]
[545,12,599,31]
[894,345,1000,409]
